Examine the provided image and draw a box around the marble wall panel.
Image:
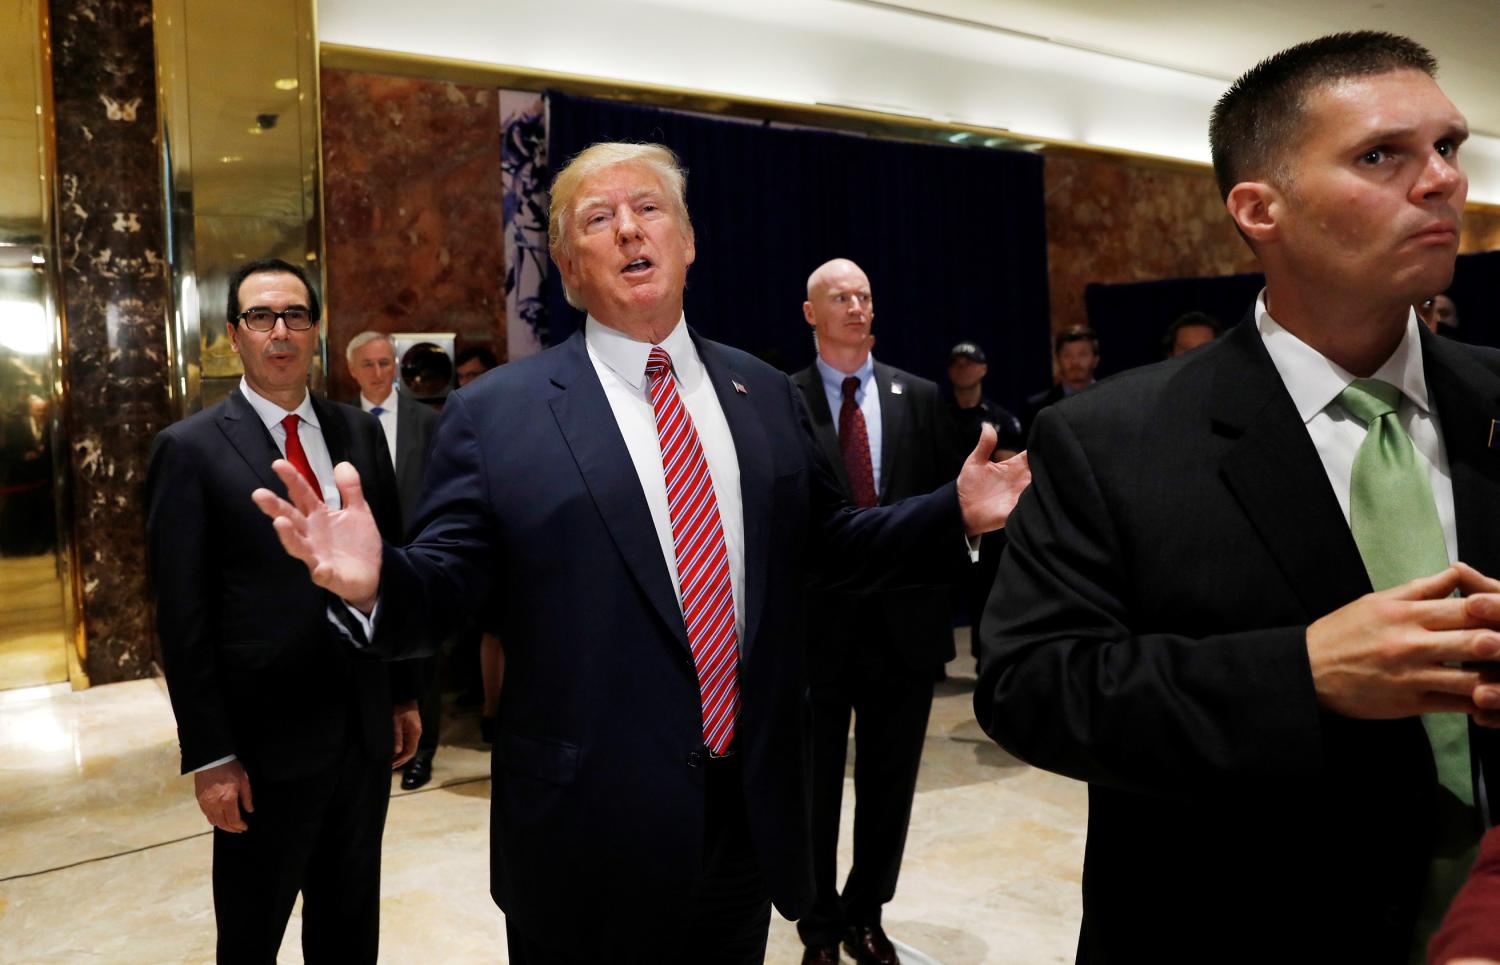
[321,70,507,404]
[1044,152,1261,334]
[1461,206,1500,255]
[49,0,171,684]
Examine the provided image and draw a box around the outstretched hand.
[250,460,383,611]
[957,423,1032,536]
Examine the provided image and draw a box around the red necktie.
[839,376,877,508]
[645,346,739,755]
[280,414,323,502]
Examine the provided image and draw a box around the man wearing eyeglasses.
[145,257,421,963]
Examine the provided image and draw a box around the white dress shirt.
[816,353,882,496]
[1256,291,1456,564]
[586,315,747,645]
[360,385,399,471]
[197,378,343,772]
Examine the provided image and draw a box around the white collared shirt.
[815,353,883,496]
[198,379,342,772]
[1256,291,1456,564]
[360,386,399,472]
[238,377,342,509]
[585,314,747,645]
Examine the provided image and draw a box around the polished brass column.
[154,0,326,412]
[0,0,83,690]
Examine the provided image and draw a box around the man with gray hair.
[252,141,1030,962]
[344,330,441,789]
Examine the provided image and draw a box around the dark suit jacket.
[792,361,963,675]
[1021,382,1066,439]
[363,327,968,945]
[975,318,1500,963]
[392,389,439,536]
[146,389,417,783]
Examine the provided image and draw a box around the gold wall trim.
[156,0,327,416]
[320,42,1500,216]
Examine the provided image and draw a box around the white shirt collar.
[1255,289,1430,424]
[815,352,875,395]
[239,376,319,431]
[360,384,396,412]
[585,313,700,391]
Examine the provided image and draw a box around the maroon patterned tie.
[644,347,740,755]
[839,376,877,508]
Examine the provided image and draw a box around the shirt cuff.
[327,598,380,648]
[966,533,981,563]
[192,754,236,773]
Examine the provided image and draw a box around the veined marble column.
[48,0,172,683]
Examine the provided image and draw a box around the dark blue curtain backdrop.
[1085,249,1500,377]
[543,92,1052,414]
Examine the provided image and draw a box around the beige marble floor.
[0,553,69,691]
[0,633,1086,963]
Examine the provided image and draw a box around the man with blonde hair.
[252,141,1030,962]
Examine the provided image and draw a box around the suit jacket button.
[686,752,703,768]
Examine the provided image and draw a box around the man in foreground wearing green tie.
[974,31,1500,963]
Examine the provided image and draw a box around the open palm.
[250,460,383,610]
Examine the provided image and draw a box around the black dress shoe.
[400,755,433,790]
[843,924,900,965]
[800,945,841,965]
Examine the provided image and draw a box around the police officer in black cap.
[945,342,1023,667]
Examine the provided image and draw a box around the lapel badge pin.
[732,380,748,395]
[890,381,904,395]
[1490,419,1500,450]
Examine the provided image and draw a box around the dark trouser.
[798,644,935,948]
[505,754,771,964]
[414,654,441,756]
[211,744,391,964]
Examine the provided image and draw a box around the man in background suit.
[146,259,421,962]
[250,142,1030,963]
[1020,326,1099,437]
[346,330,441,789]
[975,32,1500,962]
[791,258,964,965]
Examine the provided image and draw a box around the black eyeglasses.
[237,308,315,332]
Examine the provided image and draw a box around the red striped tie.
[645,346,739,756]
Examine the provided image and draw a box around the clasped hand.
[1308,562,1500,726]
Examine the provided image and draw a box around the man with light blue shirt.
[791,257,967,965]
[973,32,1500,963]
[145,258,420,962]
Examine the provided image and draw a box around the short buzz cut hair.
[345,330,394,365]
[226,257,321,326]
[546,142,692,310]
[1209,32,1438,201]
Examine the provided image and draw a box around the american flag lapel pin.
[732,379,748,395]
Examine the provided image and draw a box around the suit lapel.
[697,333,772,659]
[1211,321,1371,618]
[546,332,692,657]
[793,366,851,494]
[1424,332,1500,576]
[393,392,415,474]
[216,389,288,495]
[873,362,906,504]
[312,394,352,467]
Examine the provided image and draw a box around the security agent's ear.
[802,301,816,328]
[1225,180,1281,246]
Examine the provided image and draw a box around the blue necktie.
[370,406,385,417]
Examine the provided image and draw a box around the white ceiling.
[875,0,1500,135]
[318,0,1500,201]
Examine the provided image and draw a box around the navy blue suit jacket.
[365,327,967,940]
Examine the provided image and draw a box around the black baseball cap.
[949,342,986,363]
